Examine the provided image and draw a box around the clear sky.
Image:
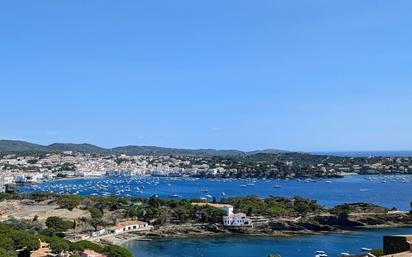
[1,1,411,151]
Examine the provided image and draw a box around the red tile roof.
[110,220,147,230]
[83,249,107,257]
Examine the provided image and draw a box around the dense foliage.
[45,216,73,232]
[0,223,132,257]
[222,195,323,216]
[124,196,227,224]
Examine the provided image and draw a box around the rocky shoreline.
[113,210,412,245]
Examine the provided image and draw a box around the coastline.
[114,223,412,246]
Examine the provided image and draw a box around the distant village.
[1,151,412,192]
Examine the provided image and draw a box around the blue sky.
[0,1,411,151]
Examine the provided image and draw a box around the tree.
[370,249,384,257]
[0,235,14,251]
[247,207,253,216]
[102,245,133,257]
[10,231,40,251]
[40,236,71,254]
[124,206,145,219]
[72,240,103,252]
[148,196,160,208]
[88,207,103,220]
[0,248,18,257]
[56,195,81,211]
[45,217,73,232]
[173,207,190,223]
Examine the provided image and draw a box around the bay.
[124,227,412,257]
[19,174,412,210]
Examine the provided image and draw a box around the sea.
[18,174,412,257]
[123,227,412,257]
[19,174,412,210]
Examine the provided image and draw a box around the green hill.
[0,139,285,157]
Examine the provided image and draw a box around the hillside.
[48,143,109,154]
[0,139,285,157]
[0,140,47,153]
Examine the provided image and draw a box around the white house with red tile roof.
[110,220,149,234]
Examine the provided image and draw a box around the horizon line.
[1,138,412,154]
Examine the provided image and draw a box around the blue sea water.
[18,175,412,257]
[124,227,412,257]
[19,174,412,210]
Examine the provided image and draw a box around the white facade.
[110,221,149,234]
[222,205,233,216]
[0,175,14,184]
[223,213,253,227]
[192,203,252,227]
[90,228,106,237]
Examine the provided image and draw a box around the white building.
[90,228,106,237]
[110,220,150,234]
[223,212,252,226]
[191,202,252,227]
[26,173,44,183]
[0,175,14,184]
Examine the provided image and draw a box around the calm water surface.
[124,227,412,257]
[18,175,412,257]
[19,174,412,210]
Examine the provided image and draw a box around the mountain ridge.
[0,139,288,157]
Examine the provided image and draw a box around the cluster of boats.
[18,174,412,201]
[25,177,166,197]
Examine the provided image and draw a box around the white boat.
[361,248,372,252]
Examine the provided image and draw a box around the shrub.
[45,216,73,232]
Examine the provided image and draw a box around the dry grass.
[0,200,90,222]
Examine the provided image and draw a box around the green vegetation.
[124,196,226,224]
[331,203,388,215]
[370,248,384,257]
[45,216,73,233]
[0,192,405,257]
[0,223,132,257]
[223,195,322,217]
[56,195,82,211]
[102,245,133,257]
[88,207,104,220]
